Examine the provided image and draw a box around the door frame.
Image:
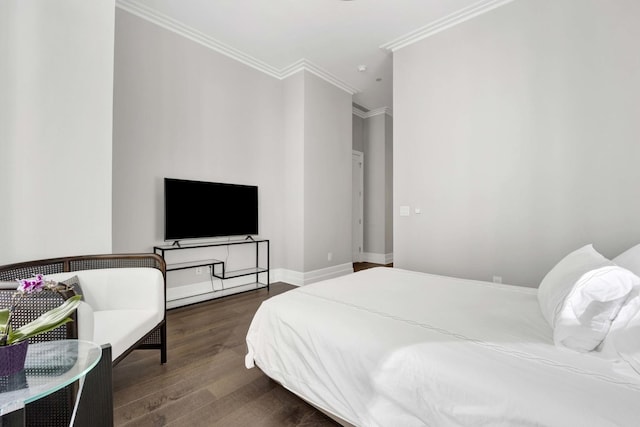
[352,150,364,263]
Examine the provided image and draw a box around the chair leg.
[0,407,25,427]
[72,344,113,427]
[161,322,167,364]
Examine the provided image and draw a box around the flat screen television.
[164,178,258,241]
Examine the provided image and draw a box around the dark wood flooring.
[112,262,389,426]
[353,262,393,272]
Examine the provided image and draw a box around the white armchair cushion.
[46,268,165,361]
[76,301,95,342]
[46,268,164,314]
[93,310,160,361]
[75,268,164,313]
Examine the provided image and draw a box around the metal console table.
[154,239,270,295]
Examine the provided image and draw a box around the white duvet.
[245,268,640,426]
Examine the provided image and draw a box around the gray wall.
[394,0,640,287]
[112,10,285,270]
[282,73,306,273]
[385,114,394,252]
[363,114,393,258]
[363,115,386,255]
[303,73,353,271]
[0,0,114,264]
[352,115,364,152]
[113,10,352,283]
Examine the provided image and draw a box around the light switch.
[400,206,410,216]
[415,208,421,214]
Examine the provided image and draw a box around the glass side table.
[0,340,101,419]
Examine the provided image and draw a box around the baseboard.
[272,263,354,286]
[361,252,393,265]
[304,262,354,285]
[385,253,394,265]
[271,268,304,286]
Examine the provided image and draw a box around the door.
[352,151,364,262]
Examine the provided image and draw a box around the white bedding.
[245,267,640,426]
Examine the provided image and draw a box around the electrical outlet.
[195,267,203,275]
[328,252,333,261]
[492,276,502,284]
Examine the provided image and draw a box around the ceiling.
[116,0,513,112]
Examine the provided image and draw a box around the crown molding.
[380,0,516,52]
[366,107,393,118]
[352,107,367,118]
[352,107,392,118]
[281,59,359,95]
[116,0,359,95]
[116,0,281,77]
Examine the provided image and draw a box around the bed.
[246,253,640,426]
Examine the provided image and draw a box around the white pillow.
[598,287,640,355]
[613,243,640,277]
[554,266,639,351]
[594,244,640,372]
[599,297,640,376]
[538,244,610,325]
[537,244,639,352]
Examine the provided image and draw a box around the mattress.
[245,267,640,426]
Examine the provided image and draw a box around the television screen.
[164,178,258,241]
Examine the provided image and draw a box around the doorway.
[352,151,364,262]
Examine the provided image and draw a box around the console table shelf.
[154,239,270,300]
[213,265,269,280]
[163,259,224,272]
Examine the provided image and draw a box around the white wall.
[385,114,394,253]
[352,115,365,152]
[303,73,353,272]
[362,113,393,262]
[364,115,386,255]
[112,10,285,267]
[113,11,353,293]
[282,73,305,272]
[0,0,115,264]
[394,0,640,287]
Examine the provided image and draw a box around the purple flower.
[16,274,45,294]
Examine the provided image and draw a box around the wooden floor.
[112,262,388,426]
[353,262,393,272]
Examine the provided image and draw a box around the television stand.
[153,239,269,306]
